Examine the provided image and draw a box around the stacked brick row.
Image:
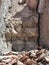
[5,0,39,51]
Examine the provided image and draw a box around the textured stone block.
[24,40,38,51]
[24,27,38,40]
[12,39,25,51]
[14,25,22,33]
[5,28,11,41]
[22,14,38,27]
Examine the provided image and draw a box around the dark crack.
[36,0,40,46]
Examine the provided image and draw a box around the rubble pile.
[0,49,49,65]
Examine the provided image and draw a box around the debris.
[45,56,49,63]
[0,49,49,65]
[17,61,25,65]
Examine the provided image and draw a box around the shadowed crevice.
[36,0,40,46]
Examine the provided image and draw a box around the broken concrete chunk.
[25,59,33,65]
[25,59,37,65]
[20,56,29,62]
[36,53,46,62]
[45,56,49,62]
[17,61,25,65]
[29,50,37,58]
[0,62,6,65]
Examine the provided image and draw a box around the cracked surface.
[0,0,49,54]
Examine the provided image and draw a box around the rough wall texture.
[5,0,39,52]
[0,0,49,54]
[0,0,12,55]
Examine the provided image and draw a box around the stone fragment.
[24,28,38,39]
[26,59,37,65]
[16,33,22,38]
[25,59,33,65]
[5,28,18,41]
[38,62,43,65]
[11,18,22,26]
[15,25,22,33]
[2,55,18,65]
[10,28,17,35]
[36,53,46,62]
[2,58,11,63]
[45,56,49,62]
[21,51,26,56]
[0,62,6,65]
[11,51,18,55]
[5,28,11,41]
[29,50,37,58]
[17,61,25,65]
[20,56,29,62]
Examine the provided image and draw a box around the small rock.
[5,28,11,41]
[36,53,46,62]
[25,59,33,65]
[20,56,29,62]
[0,62,6,65]
[38,62,43,65]
[26,59,37,65]
[45,56,49,62]
[17,61,25,65]
[29,50,37,58]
